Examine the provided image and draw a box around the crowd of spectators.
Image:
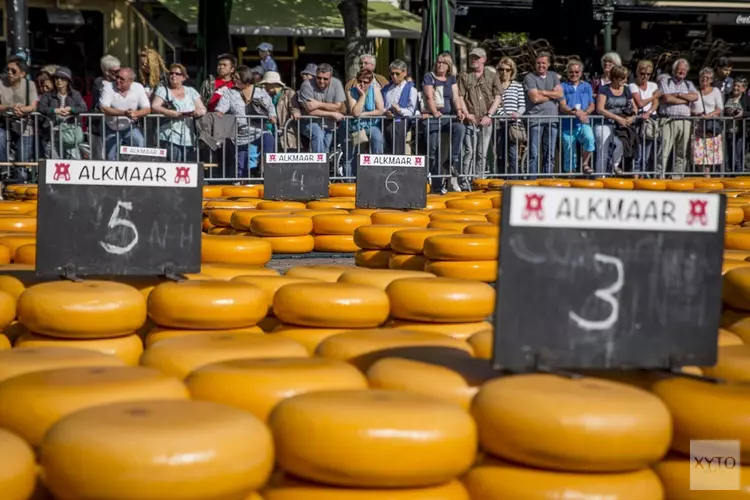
[0,43,747,189]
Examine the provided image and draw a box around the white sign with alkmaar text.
[44,160,198,188]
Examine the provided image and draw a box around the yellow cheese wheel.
[353,225,413,250]
[269,389,477,487]
[654,456,750,499]
[389,253,428,271]
[201,235,273,266]
[263,235,315,254]
[472,374,672,472]
[285,265,353,282]
[427,220,476,232]
[0,366,189,447]
[18,281,146,339]
[0,289,16,331]
[273,282,389,328]
[187,357,368,422]
[222,186,261,198]
[464,224,499,237]
[338,268,436,290]
[148,280,267,329]
[316,328,474,361]
[723,266,750,309]
[719,328,744,346]
[272,324,355,354]
[0,334,8,349]
[230,276,320,315]
[0,347,125,382]
[633,179,667,191]
[725,249,750,261]
[653,377,750,463]
[0,200,34,213]
[570,179,604,189]
[723,180,750,189]
[387,278,495,323]
[329,183,356,197]
[263,474,470,500]
[386,319,492,340]
[666,180,695,191]
[728,207,745,225]
[12,243,33,265]
[41,399,274,500]
[354,249,393,268]
[291,209,348,217]
[538,179,570,187]
[230,210,291,231]
[207,208,242,227]
[204,200,260,210]
[390,228,459,255]
[0,243,11,264]
[14,331,143,365]
[695,180,724,189]
[423,234,498,261]
[202,185,224,198]
[306,200,356,210]
[0,428,35,500]
[702,344,750,381]
[313,234,359,252]
[141,333,308,378]
[367,354,499,410]
[0,235,35,256]
[311,214,371,235]
[468,330,492,359]
[200,263,279,279]
[250,215,313,237]
[0,216,35,232]
[727,316,750,343]
[464,456,664,500]
[145,326,263,348]
[207,227,233,235]
[424,260,498,283]
[725,229,750,251]
[257,200,307,210]
[371,212,430,227]
[724,260,750,274]
[445,198,493,210]
[601,178,634,190]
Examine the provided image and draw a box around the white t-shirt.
[691,87,724,115]
[628,81,658,114]
[100,82,150,131]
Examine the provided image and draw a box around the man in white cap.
[258,42,278,72]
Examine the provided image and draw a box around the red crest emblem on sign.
[53,162,71,181]
[174,166,191,184]
[687,199,708,226]
[414,157,423,166]
[363,155,371,165]
[316,154,324,162]
[522,193,544,221]
[269,154,277,162]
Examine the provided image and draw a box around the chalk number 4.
[568,253,624,331]
[99,201,139,255]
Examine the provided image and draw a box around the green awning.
[159,0,422,39]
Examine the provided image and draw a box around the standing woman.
[692,67,724,175]
[595,65,637,174]
[139,47,168,98]
[38,67,87,159]
[494,56,525,174]
[593,52,622,96]
[628,59,661,176]
[724,77,750,172]
[151,63,206,161]
[345,68,385,178]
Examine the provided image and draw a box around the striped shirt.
[658,76,697,118]
[495,81,525,117]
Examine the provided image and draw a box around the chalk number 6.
[99,201,139,255]
[385,170,399,194]
[568,253,624,331]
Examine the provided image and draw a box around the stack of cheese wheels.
[384,277,495,341]
[40,399,275,499]
[329,183,356,198]
[264,389,476,497]
[271,280,390,354]
[311,214,370,253]
[201,234,273,266]
[651,377,750,497]
[143,280,269,353]
[352,224,412,269]
[15,281,148,366]
[388,227,458,271]
[249,214,315,254]
[422,233,499,283]
[465,374,670,499]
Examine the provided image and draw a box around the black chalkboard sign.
[263,153,329,201]
[355,154,427,209]
[35,159,203,277]
[494,185,726,371]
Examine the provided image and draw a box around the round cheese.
[329,183,356,197]
[424,260,498,283]
[18,281,146,339]
[263,235,316,254]
[353,225,413,250]
[386,319,492,340]
[257,200,307,211]
[387,278,495,323]
[250,215,313,237]
[0,347,124,383]
[200,263,279,279]
[12,243,34,264]
[313,234,360,252]
[269,389,476,487]
[312,214,371,235]
[423,234,498,261]
[41,400,274,500]
[145,326,263,348]
[285,265,353,282]
[338,269,436,290]
[0,428,35,500]
[271,325,356,354]
[390,229,459,255]
[467,330,492,359]
[201,235,273,266]
[230,275,320,315]
[354,249,393,268]
[389,253,428,271]
[371,212,430,227]
[570,179,604,189]
[654,456,750,499]
[15,331,143,365]
[464,224,499,237]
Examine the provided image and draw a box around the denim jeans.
[632,139,654,173]
[346,125,384,178]
[528,119,558,176]
[105,127,145,161]
[302,122,335,153]
[560,122,595,173]
[496,124,519,174]
[248,131,276,172]
[0,128,33,181]
[161,141,195,163]
[427,120,464,189]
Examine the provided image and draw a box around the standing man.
[658,58,698,179]
[258,43,278,73]
[199,53,237,112]
[714,57,733,99]
[0,55,37,181]
[559,59,595,174]
[296,63,346,153]
[382,59,418,155]
[89,55,121,160]
[457,47,502,188]
[524,51,563,176]
[345,54,388,92]
[99,68,151,160]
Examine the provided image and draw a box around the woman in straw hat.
[259,70,299,151]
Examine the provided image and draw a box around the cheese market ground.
[1,177,750,499]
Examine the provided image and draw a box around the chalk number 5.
[568,253,624,331]
[99,201,139,255]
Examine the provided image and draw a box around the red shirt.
[208,78,234,111]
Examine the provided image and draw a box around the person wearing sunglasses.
[382,59,418,155]
[99,67,151,160]
[629,59,660,176]
[152,63,206,162]
[296,63,346,154]
[0,55,37,180]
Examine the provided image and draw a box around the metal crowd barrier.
[1,112,747,186]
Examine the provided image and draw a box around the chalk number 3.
[99,201,139,255]
[568,253,624,331]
